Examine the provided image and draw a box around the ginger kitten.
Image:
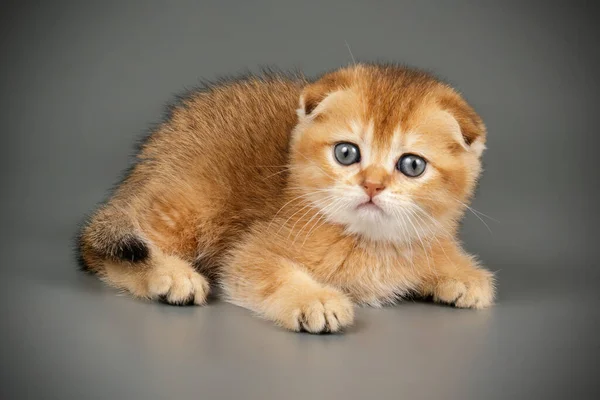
[78,63,495,333]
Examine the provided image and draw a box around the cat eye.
[334,142,361,166]
[397,154,427,177]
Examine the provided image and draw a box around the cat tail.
[76,202,150,274]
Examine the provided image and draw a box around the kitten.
[78,63,495,333]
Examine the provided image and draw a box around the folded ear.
[298,71,352,118]
[300,83,328,116]
[439,94,487,157]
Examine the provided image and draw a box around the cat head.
[289,64,486,243]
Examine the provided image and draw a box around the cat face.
[289,65,486,243]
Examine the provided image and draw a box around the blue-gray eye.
[397,154,427,177]
[334,142,361,165]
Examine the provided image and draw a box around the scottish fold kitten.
[78,64,494,333]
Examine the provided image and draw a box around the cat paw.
[146,260,210,306]
[433,270,495,309]
[278,288,355,333]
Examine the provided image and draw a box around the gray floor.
[1,2,599,399]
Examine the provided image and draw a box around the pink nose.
[362,181,385,198]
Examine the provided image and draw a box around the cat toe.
[147,268,210,306]
[433,272,494,309]
[294,291,354,334]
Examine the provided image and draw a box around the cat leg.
[418,241,495,309]
[101,249,210,305]
[78,203,210,305]
[222,247,354,333]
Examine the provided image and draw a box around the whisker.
[293,150,337,181]
[393,193,497,234]
[381,200,420,274]
[294,197,343,245]
[285,186,333,193]
[412,194,500,223]
[288,196,337,240]
[385,202,417,275]
[293,200,335,243]
[266,192,319,231]
[400,207,434,275]
[260,167,295,181]
[463,205,493,235]
[280,194,336,236]
[405,205,452,266]
[410,203,452,239]
[301,199,345,247]
[252,164,295,168]
[344,40,357,65]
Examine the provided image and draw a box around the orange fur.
[78,64,494,333]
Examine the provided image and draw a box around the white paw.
[278,288,355,333]
[433,270,495,309]
[146,260,210,305]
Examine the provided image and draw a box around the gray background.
[1,1,599,399]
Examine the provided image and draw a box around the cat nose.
[362,181,385,198]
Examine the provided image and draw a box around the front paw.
[433,269,495,309]
[276,287,355,334]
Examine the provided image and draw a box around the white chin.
[329,206,406,243]
[356,203,385,215]
[346,220,402,242]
